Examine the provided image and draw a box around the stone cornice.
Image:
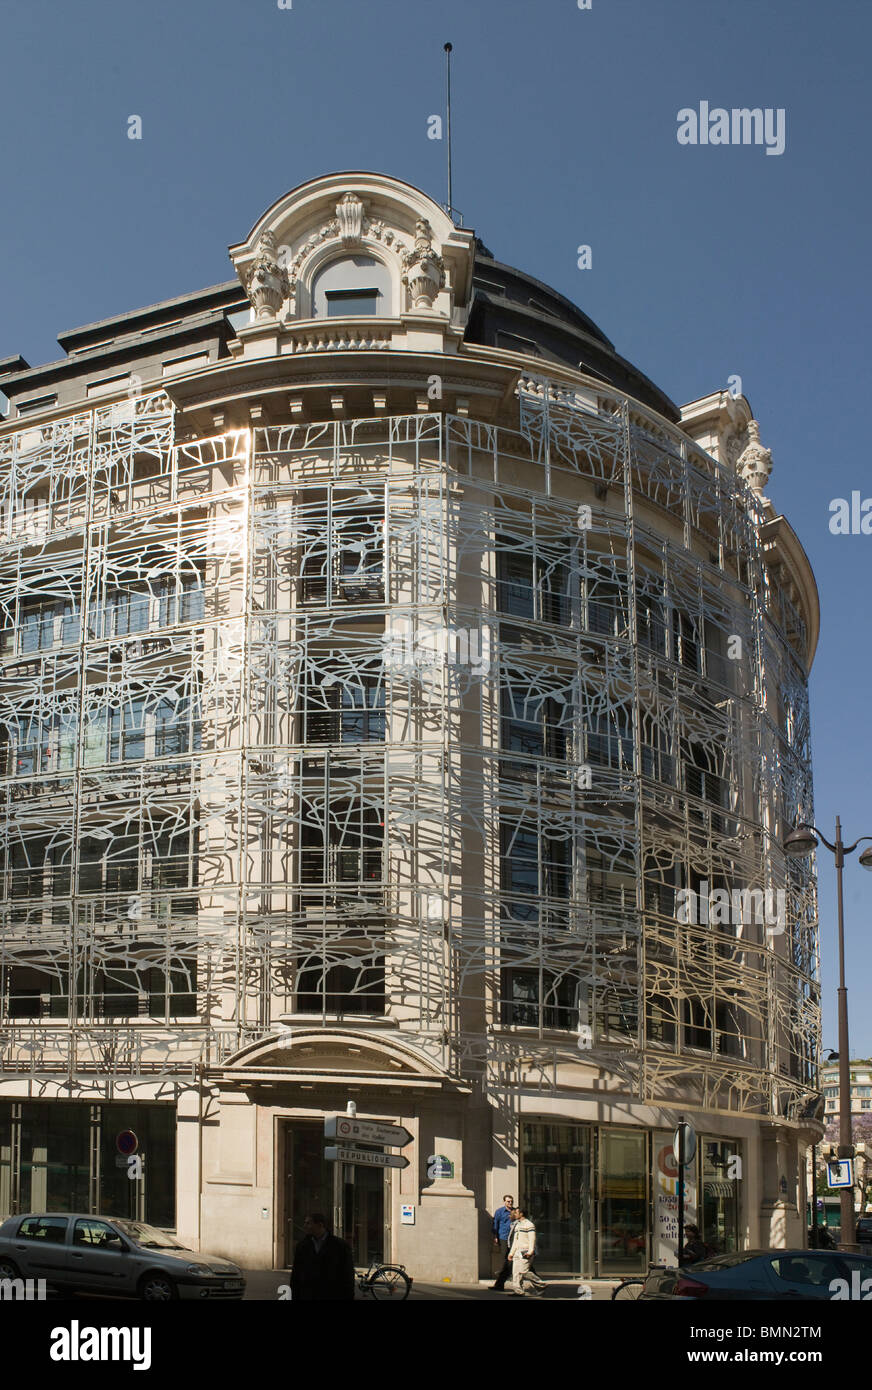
[760,513,821,670]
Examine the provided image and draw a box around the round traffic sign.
[116,1129,138,1156]
[672,1121,696,1166]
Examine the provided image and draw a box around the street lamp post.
[784,817,872,1249]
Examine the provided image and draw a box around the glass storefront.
[99,1104,175,1227]
[0,1101,175,1228]
[700,1138,742,1254]
[521,1122,593,1274]
[521,1121,743,1276]
[598,1128,648,1275]
[20,1102,91,1212]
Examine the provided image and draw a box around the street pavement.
[247,1268,620,1300]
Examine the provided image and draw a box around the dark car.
[857,1218,872,1250]
[0,1213,245,1301]
[640,1248,872,1300]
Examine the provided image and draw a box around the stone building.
[0,172,821,1281]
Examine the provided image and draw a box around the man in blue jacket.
[490,1194,515,1291]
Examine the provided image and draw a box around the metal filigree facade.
[0,378,818,1120]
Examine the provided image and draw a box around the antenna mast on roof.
[444,42,454,221]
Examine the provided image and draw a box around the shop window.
[599,1129,648,1276]
[701,1140,742,1253]
[521,1122,594,1276]
[100,1102,176,1227]
[18,1102,91,1213]
[0,1102,174,1226]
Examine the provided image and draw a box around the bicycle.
[610,1261,666,1300]
[356,1261,413,1300]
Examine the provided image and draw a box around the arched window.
[310,254,392,318]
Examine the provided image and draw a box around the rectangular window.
[521,1122,594,1277]
[340,681,385,743]
[501,685,566,761]
[499,967,578,1031]
[700,1139,742,1254]
[672,609,700,671]
[587,580,623,636]
[158,575,205,627]
[299,803,383,886]
[636,588,667,655]
[109,589,150,637]
[296,939,386,1017]
[497,545,570,626]
[325,289,380,316]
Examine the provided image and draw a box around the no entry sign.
[116,1129,138,1156]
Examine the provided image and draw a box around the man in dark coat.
[290,1213,356,1301]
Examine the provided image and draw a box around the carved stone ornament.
[401,217,445,309]
[336,192,365,246]
[246,229,291,320]
[725,433,743,469]
[736,419,773,495]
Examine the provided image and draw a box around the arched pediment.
[228,171,475,325]
[222,1027,447,1082]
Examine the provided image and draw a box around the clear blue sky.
[1,0,870,1054]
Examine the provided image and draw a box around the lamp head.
[784,827,818,857]
[859,845,872,871]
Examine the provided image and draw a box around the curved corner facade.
[0,173,821,1280]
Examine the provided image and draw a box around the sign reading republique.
[324,1145,409,1170]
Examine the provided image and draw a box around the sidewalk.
[245,1269,621,1301]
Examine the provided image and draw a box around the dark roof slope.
[466,251,680,423]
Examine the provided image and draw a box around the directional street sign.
[324,1145,409,1170]
[324,1116,413,1148]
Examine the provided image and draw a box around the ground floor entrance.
[282,1120,386,1267]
